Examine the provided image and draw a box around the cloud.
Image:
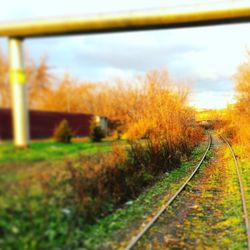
[192,78,234,93]
[190,90,235,109]
[73,33,199,71]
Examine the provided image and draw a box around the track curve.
[125,134,212,250]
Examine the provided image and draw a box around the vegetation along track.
[125,134,250,249]
[124,134,212,250]
[221,136,250,250]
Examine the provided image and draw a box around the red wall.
[0,108,93,140]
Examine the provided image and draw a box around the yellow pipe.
[0,4,250,38]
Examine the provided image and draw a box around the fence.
[0,108,93,140]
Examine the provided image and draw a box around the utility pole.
[9,38,30,147]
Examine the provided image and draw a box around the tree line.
[226,52,250,152]
[0,51,199,143]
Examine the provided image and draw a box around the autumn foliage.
[233,55,250,151]
[0,51,203,145]
[221,52,250,152]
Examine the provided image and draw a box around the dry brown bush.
[222,52,250,151]
[186,127,205,148]
[123,70,203,156]
[65,146,127,221]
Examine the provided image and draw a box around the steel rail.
[221,136,250,250]
[125,134,212,250]
[1,4,250,38]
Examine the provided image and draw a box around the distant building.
[95,115,108,135]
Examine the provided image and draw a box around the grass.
[0,138,127,164]
[0,138,209,250]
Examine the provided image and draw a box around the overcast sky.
[1,0,250,109]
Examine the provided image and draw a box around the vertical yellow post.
[9,37,30,147]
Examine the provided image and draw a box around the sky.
[1,0,250,109]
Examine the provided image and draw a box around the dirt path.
[134,134,248,250]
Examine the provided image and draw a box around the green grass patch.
[0,139,127,164]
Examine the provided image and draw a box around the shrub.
[115,128,123,140]
[186,127,205,148]
[65,145,127,221]
[63,135,195,221]
[89,118,105,142]
[53,119,73,143]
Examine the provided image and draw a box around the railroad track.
[221,135,250,250]
[124,134,250,250]
[125,134,212,250]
